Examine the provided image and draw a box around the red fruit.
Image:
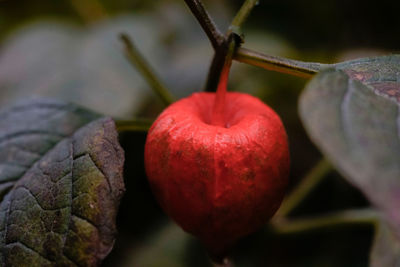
[144,91,290,255]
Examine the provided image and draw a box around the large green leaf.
[0,99,125,266]
[299,55,400,264]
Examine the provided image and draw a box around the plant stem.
[270,209,378,235]
[211,35,238,125]
[120,33,175,106]
[210,60,230,126]
[276,158,333,218]
[229,0,259,34]
[205,0,260,93]
[115,119,153,133]
[235,47,331,78]
[183,0,225,49]
[205,34,241,92]
[205,46,228,92]
[70,0,107,23]
[184,0,329,81]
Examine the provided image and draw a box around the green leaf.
[0,99,125,266]
[299,55,400,264]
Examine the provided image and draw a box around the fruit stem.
[211,35,239,126]
[115,118,153,133]
[210,59,230,126]
[120,33,175,106]
[270,208,378,234]
[234,47,332,78]
[276,158,332,217]
[184,0,329,80]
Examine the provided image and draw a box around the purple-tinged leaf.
[0,99,125,266]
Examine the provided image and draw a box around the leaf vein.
[340,75,354,148]
[61,141,74,257]
[87,153,111,193]
[16,186,70,212]
[5,241,53,264]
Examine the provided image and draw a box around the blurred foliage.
[0,0,399,266]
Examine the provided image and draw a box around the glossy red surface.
[145,92,290,254]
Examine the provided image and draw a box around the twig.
[270,209,378,235]
[276,158,332,218]
[229,0,259,34]
[234,47,331,78]
[120,33,175,106]
[230,1,328,78]
[115,119,153,132]
[205,0,261,92]
[183,0,225,49]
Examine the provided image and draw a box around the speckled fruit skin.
[145,92,289,253]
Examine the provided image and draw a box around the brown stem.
[210,35,237,126]
[183,0,225,49]
[205,34,241,92]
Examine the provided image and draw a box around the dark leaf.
[0,99,125,266]
[299,55,400,264]
[335,56,400,102]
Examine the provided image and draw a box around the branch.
[205,34,241,92]
[276,158,333,217]
[120,33,175,106]
[229,0,259,34]
[235,47,331,78]
[270,209,378,235]
[183,0,225,49]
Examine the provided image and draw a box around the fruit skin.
[145,92,289,253]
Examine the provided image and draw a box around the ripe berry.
[144,62,289,256]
